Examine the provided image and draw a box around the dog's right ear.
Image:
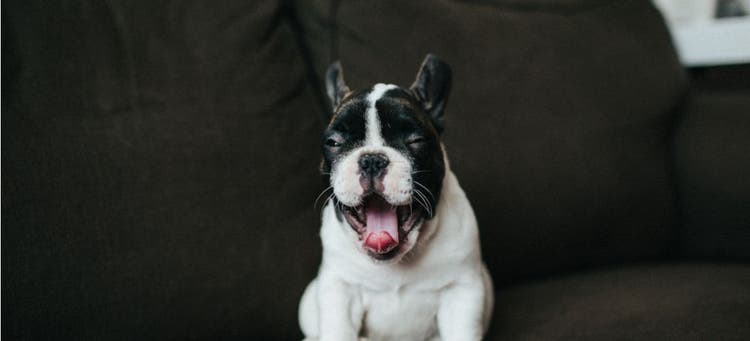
[325,61,351,115]
[410,54,451,134]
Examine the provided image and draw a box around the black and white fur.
[299,54,493,341]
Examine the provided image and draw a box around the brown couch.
[4,0,749,339]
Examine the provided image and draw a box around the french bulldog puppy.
[299,54,493,341]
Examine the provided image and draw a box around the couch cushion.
[489,262,750,340]
[674,85,750,260]
[297,0,686,282]
[3,1,321,339]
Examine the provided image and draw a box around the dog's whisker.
[414,181,435,201]
[414,189,433,217]
[413,192,424,214]
[314,186,334,209]
[412,194,425,213]
[320,193,336,213]
[425,196,434,217]
[412,190,431,218]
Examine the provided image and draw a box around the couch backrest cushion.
[297,0,686,282]
[3,1,321,339]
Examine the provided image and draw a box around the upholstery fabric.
[3,1,322,339]
[489,262,750,340]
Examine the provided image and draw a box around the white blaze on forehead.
[330,83,412,208]
[365,83,398,147]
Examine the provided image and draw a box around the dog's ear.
[325,61,351,116]
[410,54,451,134]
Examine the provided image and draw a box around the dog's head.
[320,54,451,262]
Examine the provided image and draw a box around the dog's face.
[320,54,452,262]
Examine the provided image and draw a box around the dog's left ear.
[325,61,351,117]
[410,54,451,134]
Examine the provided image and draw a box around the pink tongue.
[363,197,399,254]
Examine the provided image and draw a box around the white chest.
[359,286,441,340]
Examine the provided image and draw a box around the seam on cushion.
[102,0,143,117]
[283,0,330,124]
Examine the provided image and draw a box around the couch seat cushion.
[489,262,750,340]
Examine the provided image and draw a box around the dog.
[298,54,493,341]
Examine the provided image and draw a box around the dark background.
[3,0,749,340]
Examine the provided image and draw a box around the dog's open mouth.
[340,194,423,259]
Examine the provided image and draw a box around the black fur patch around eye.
[375,89,445,213]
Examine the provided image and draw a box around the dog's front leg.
[317,274,362,341]
[437,273,486,341]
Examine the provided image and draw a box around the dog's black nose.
[359,153,389,178]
